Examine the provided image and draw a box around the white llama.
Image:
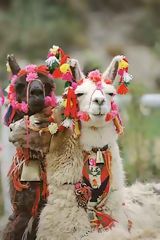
[9,57,160,240]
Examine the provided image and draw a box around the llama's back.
[85,182,160,240]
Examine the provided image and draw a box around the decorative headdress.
[116,57,132,94]
[7,63,57,114]
[45,45,74,85]
[45,50,133,137]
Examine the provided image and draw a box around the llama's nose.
[93,97,105,106]
[30,88,44,96]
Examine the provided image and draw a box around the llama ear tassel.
[116,57,133,95]
[102,55,124,82]
[102,55,133,95]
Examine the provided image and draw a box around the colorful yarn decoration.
[45,45,73,82]
[64,87,78,119]
[7,64,57,113]
[88,69,101,83]
[77,111,90,122]
[117,57,133,95]
[80,149,117,230]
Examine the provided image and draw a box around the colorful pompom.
[77,111,90,122]
[117,83,128,95]
[48,122,58,135]
[60,63,70,74]
[88,69,101,83]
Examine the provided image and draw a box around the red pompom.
[53,68,62,78]
[105,113,112,122]
[105,79,112,85]
[37,65,49,75]
[117,83,128,95]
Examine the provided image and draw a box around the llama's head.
[5,55,56,124]
[75,73,116,128]
[71,56,126,128]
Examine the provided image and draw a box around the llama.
[9,57,160,240]
[35,56,130,240]
[3,55,56,240]
[3,46,79,240]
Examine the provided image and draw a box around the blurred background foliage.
[0,0,160,215]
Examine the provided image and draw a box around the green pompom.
[64,81,71,89]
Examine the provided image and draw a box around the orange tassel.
[8,147,29,191]
[117,83,128,95]
[12,172,29,191]
[16,147,24,159]
[22,148,30,163]
[32,184,40,216]
[113,116,123,134]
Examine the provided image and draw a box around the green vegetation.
[120,83,160,184]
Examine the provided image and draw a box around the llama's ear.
[69,59,85,82]
[7,54,21,75]
[102,55,124,81]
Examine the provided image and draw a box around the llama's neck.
[80,121,125,199]
[80,121,118,151]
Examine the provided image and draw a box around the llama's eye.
[76,93,84,97]
[15,83,26,92]
[108,93,114,96]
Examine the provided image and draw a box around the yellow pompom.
[60,63,70,73]
[119,59,128,69]
[6,62,11,72]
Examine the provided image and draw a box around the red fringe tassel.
[64,87,78,119]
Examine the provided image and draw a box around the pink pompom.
[62,72,73,82]
[71,82,78,90]
[88,70,101,82]
[48,73,54,79]
[45,95,57,107]
[25,64,37,73]
[26,72,38,82]
[77,111,90,122]
[105,101,119,122]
